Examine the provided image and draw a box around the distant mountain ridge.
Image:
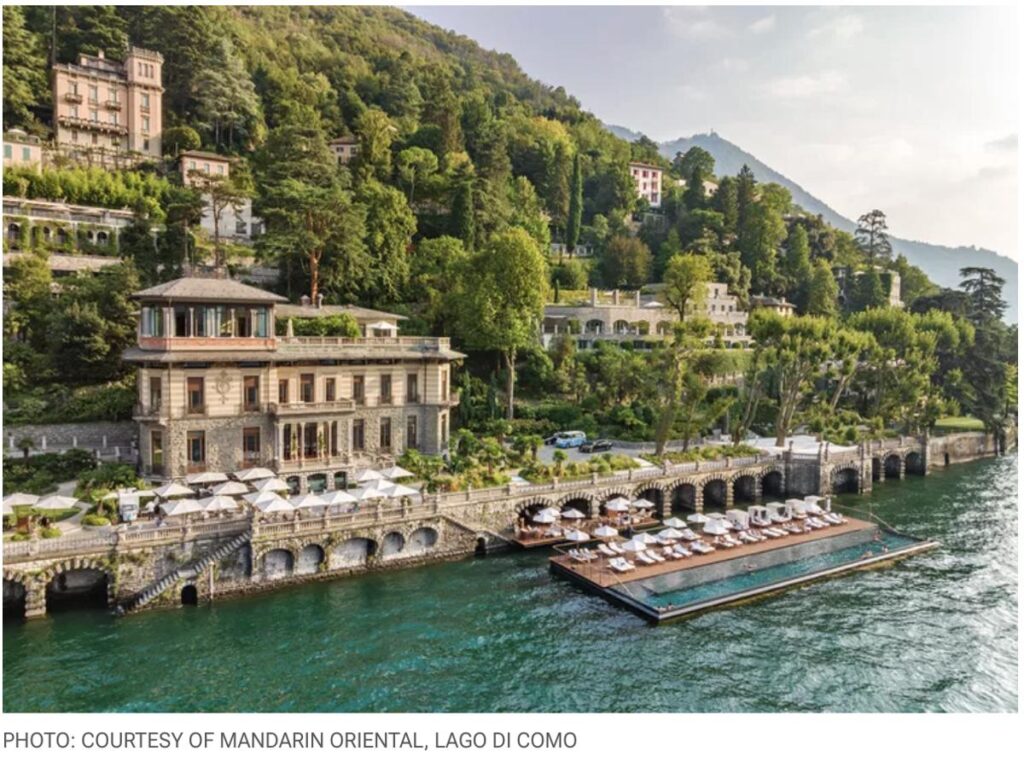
[606,125,1017,321]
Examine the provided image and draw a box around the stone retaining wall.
[3,420,137,458]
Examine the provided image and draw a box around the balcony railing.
[105,99,122,111]
[268,399,356,416]
[64,92,83,104]
[57,115,128,135]
[280,336,451,352]
[185,403,207,416]
[133,402,164,419]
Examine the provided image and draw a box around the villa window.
[406,415,418,449]
[300,374,315,403]
[325,378,336,402]
[352,419,365,452]
[242,428,260,466]
[352,375,365,405]
[21,147,31,161]
[243,375,260,412]
[186,378,205,414]
[235,309,251,337]
[89,85,98,103]
[149,377,162,410]
[3,145,10,159]
[330,422,339,456]
[142,93,150,110]
[142,116,150,133]
[380,417,392,451]
[380,374,392,404]
[141,306,164,337]
[219,306,234,337]
[406,374,419,403]
[278,379,290,404]
[253,307,268,337]
[441,414,449,445]
[441,370,449,401]
[150,431,164,472]
[186,431,206,469]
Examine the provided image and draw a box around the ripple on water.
[3,454,1017,712]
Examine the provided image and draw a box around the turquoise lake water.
[2,454,1017,712]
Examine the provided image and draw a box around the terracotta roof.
[133,277,288,304]
[179,150,234,162]
[123,344,464,365]
[276,303,407,322]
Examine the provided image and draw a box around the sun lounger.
[609,541,626,554]
[647,550,666,563]
[672,544,692,557]
[723,534,743,547]
[636,552,656,566]
[597,543,616,557]
[609,558,636,574]
[662,546,683,560]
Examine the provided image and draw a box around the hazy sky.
[408,5,1019,259]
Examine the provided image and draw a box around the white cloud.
[662,7,728,40]
[718,57,749,74]
[763,70,847,99]
[808,13,864,41]
[748,15,776,35]
[984,134,1017,152]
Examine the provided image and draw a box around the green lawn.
[934,416,985,432]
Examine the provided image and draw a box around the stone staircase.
[119,532,251,614]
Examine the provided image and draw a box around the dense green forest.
[1,5,1017,452]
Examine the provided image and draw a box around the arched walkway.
[635,486,664,517]
[3,578,27,621]
[45,568,110,612]
[559,495,593,517]
[702,479,727,510]
[761,470,785,499]
[296,544,325,575]
[905,452,925,475]
[331,537,377,569]
[883,454,902,479]
[733,475,757,503]
[380,531,405,559]
[406,527,439,555]
[670,483,697,514]
[833,467,860,494]
[263,549,294,580]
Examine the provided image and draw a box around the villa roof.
[179,150,234,163]
[276,303,407,323]
[123,344,464,365]
[133,277,288,304]
[750,295,796,308]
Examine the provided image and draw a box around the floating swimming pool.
[604,529,935,621]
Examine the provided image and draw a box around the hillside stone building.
[125,276,463,492]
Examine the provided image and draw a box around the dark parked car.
[580,439,613,453]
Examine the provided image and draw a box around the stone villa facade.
[125,276,462,492]
[629,162,663,208]
[52,46,164,165]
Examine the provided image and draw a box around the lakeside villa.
[126,273,462,493]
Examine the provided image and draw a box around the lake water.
[3,454,1017,712]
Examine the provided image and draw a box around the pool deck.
[549,518,939,623]
[550,517,877,587]
[513,515,660,549]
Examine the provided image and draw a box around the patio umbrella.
[255,496,294,514]
[632,532,659,545]
[254,477,290,493]
[561,508,586,520]
[200,495,238,512]
[537,506,562,518]
[353,468,384,483]
[102,488,155,501]
[620,539,647,552]
[704,518,730,536]
[162,498,201,516]
[687,512,710,524]
[291,494,326,510]
[320,489,357,507]
[360,478,397,493]
[593,525,619,538]
[380,465,415,480]
[233,467,275,482]
[386,484,420,498]
[532,509,558,524]
[657,528,684,541]
[212,481,250,497]
[153,482,195,499]
[33,495,80,511]
[186,471,229,485]
[3,493,40,510]
[509,475,531,486]
[604,497,631,512]
[663,516,687,529]
[631,498,656,510]
[564,528,590,542]
[348,485,386,501]
[243,490,283,505]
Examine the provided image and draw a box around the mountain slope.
[607,125,1017,320]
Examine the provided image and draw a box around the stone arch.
[330,537,378,569]
[585,319,604,334]
[883,453,902,479]
[41,558,114,612]
[180,584,198,606]
[6,221,21,245]
[598,487,633,504]
[632,482,665,516]
[514,497,556,520]
[832,466,860,494]
[307,473,328,493]
[701,476,728,510]
[656,321,672,335]
[760,469,785,498]
[285,475,302,494]
[732,473,758,503]
[262,548,295,580]
[96,230,109,246]
[406,527,439,555]
[3,575,28,620]
[613,319,630,335]
[871,457,882,481]
[296,543,325,575]
[380,531,406,559]
[557,494,594,517]
[905,451,925,475]
[667,481,697,514]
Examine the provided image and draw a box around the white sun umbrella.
[561,508,586,520]
[532,508,559,524]
[291,493,326,510]
[632,532,659,545]
[380,465,415,480]
[386,484,420,498]
[631,498,656,510]
[687,512,710,524]
[509,475,531,486]
[212,481,249,497]
[604,497,631,513]
[153,482,195,499]
[536,506,562,518]
[233,467,275,482]
[620,538,647,553]
[185,471,229,485]
[348,485,386,501]
[162,498,202,516]
[360,478,398,494]
[243,490,283,506]
[663,516,688,529]
[353,468,384,483]
[564,528,590,542]
[320,489,357,507]
[593,524,619,538]
[200,495,238,512]
[254,477,290,493]
[256,496,294,514]
[34,495,81,511]
[3,492,40,510]
[703,517,730,536]
[657,527,684,541]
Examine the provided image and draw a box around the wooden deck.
[549,517,877,588]
[513,515,660,549]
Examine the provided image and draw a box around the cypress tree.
[450,179,476,249]
[565,152,583,257]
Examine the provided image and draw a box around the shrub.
[40,526,62,539]
[81,514,111,527]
